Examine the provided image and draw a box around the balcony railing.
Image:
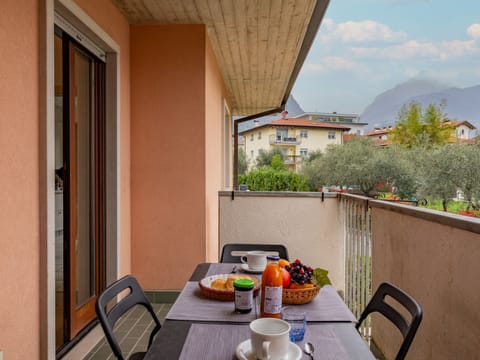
[283,155,302,165]
[269,134,301,145]
[340,194,372,337]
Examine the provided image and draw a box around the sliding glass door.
[55,27,106,348]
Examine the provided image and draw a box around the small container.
[234,278,255,313]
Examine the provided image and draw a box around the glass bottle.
[260,255,283,318]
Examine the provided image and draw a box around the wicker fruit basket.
[198,274,261,301]
[282,286,320,305]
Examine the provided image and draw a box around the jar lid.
[267,255,280,261]
[234,278,255,289]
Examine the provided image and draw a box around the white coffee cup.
[241,251,268,271]
[250,318,290,360]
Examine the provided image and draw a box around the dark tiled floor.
[84,303,172,360]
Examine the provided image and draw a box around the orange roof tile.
[240,117,351,134]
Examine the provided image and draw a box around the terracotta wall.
[371,207,480,359]
[0,1,40,358]
[131,25,209,289]
[205,36,227,262]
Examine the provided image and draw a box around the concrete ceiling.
[112,0,329,116]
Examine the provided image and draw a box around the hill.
[236,95,304,132]
[360,78,480,131]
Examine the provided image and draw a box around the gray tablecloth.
[179,323,374,360]
[168,263,356,323]
[166,281,259,322]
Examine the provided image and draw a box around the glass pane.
[54,33,65,350]
[74,49,96,307]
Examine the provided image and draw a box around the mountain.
[236,95,304,132]
[360,78,480,131]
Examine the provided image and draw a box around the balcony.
[269,134,302,145]
[219,191,480,360]
[283,155,302,165]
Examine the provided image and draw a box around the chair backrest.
[220,243,289,263]
[356,282,422,360]
[95,275,161,360]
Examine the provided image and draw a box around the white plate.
[240,263,265,274]
[235,339,302,360]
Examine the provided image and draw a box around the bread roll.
[210,278,227,290]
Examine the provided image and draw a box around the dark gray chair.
[356,282,422,360]
[95,275,161,360]
[220,243,289,263]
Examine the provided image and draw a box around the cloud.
[467,24,480,39]
[352,39,480,60]
[302,56,359,74]
[319,19,407,43]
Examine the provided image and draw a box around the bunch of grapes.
[285,259,314,285]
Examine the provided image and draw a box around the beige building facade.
[241,117,350,171]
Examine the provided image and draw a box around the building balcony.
[269,134,302,145]
[218,191,480,360]
[283,155,302,165]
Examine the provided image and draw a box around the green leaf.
[313,268,332,287]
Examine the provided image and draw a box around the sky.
[292,0,480,115]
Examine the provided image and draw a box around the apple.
[281,267,291,288]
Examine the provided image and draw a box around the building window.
[250,150,254,159]
[300,130,308,138]
[250,134,254,141]
[258,132,262,140]
[300,148,308,157]
[328,132,336,139]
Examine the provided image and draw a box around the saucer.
[235,339,301,360]
[240,263,265,274]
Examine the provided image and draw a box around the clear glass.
[281,307,307,342]
[54,33,65,350]
[74,49,96,307]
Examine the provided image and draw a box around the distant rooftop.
[240,117,351,135]
[296,112,366,125]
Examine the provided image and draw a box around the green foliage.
[304,150,323,163]
[313,268,332,287]
[238,148,248,175]
[416,143,480,210]
[239,167,310,191]
[300,137,414,195]
[271,154,286,171]
[256,148,284,168]
[390,101,454,148]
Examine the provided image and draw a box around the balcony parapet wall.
[218,191,345,291]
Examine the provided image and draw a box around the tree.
[239,153,310,191]
[238,148,248,175]
[256,148,284,168]
[390,101,454,148]
[416,145,461,211]
[417,143,480,210]
[300,137,391,195]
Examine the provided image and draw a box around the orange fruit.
[278,259,290,268]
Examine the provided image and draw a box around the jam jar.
[234,278,255,313]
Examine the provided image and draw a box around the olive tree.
[418,143,480,210]
[300,137,388,195]
[255,148,284,168]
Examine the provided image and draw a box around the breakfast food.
[210,274,250,291]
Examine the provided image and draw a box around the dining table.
[144,263,376,360]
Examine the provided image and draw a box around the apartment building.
[240,117,350,171]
